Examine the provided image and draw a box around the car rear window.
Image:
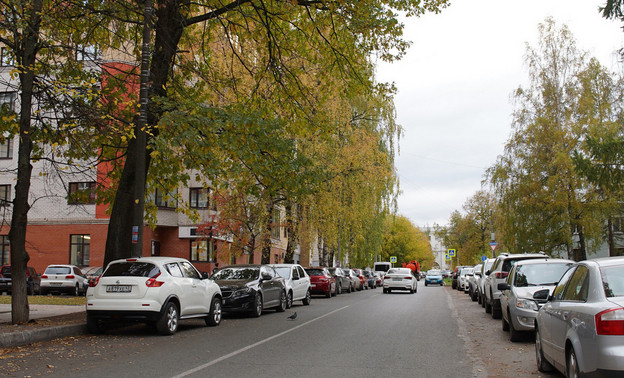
[305,269,325,276]
[602,265,624,297]
[513,263,573,287]
[501,257,545,272]
[103,262,159,278]
[44,266,71,275]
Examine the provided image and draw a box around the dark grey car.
[328,267,352,293]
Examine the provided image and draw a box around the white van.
[373,262,392,274]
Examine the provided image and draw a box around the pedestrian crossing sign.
[448,249,456,257]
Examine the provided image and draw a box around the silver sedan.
[535,256,624,377]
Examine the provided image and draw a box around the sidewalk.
[0,304,87,348]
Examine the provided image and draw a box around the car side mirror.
[201,272,209,280]
[533,289,550,301]
[261,273,272,281]
[485,270,491,275]
[497,282,510,291]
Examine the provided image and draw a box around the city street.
[2,285,562,377]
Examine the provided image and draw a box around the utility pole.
[489,209,497,258]
[131,0,154,257]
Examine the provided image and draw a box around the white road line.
[171,305,350,378]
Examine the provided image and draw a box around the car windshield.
[305,269,325,276]
[273,267,292,279]
[513,262,573,287]
[103,262,159,278]
[212,267,259,280]
[44,266,71,275]
[601,265,624,297]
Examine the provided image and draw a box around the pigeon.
[287,312,297,320]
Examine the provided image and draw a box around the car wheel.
[566,347,580,378]
[485,294,492,314]
[73,285,80,296]
[425,282,428,286]
[492,302,502,319]
[276,290,287,312]
[302,289,311,305]
[337,283,342,295]
[477,292,482,304]
[86,313,106,334]
[535,327,554,372]
[286,291,293,309]
[156,302,179,335]
[347,283,352,293]
[251,293,263,317]
[326,287,332,298]
[502,312,510,332]
[205,297,222,327]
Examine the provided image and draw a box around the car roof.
[108,257,188,265]
[512,258,575,266]
[580,256,624,268]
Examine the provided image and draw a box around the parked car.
[0,265,41,295]
[373,271,383,287]
[41,264,88,296]
[468,264,482,301]
[328,267,352,293]
[86,257,221,335]
[498,258,574,341]
[535,256,624,377]
[483,252,548,318]
[212,264,287,317]
[478,258,495,307]
[82,266,103,287]
[425,269,443,286]
[305,267,336,298]
[459,267,474,293]
[363,270,376,289]
[383,268,417,294]
[452,266,468,290]
[342,269,360,292]
[442,270,452,279]
[270,264,312,308]
[352,269,367,290]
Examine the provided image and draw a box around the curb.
[0,323,87,348]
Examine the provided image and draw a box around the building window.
[151,240,160,256]
[0,92,16,111]
[0,47,13,66]
[0,184,10,206]
[271,210,281,238]
[0,235,8,265]
[189,188,209,209]
[613,217,624,233]
[68,181,96,204]
[155,188,177,208]
[70,235,90,266]
[0,137,13,159]
[190,239,215,262]
[76,44,101,61]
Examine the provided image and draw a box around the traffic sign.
[445,254,451,261]
[390,256,397,263]
[489,242,498,252]
[447,249,456,257]
[481,255,487,262]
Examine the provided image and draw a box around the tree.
[382,215,433,268]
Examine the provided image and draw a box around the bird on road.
[287,312,297,320]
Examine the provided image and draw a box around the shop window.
[70,234,90,266]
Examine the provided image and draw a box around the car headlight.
[233,287,252,297]
[516,298,538,311]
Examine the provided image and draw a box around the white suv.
[483,252,548,319]
[41,265,88,296]
[86,257,222,335]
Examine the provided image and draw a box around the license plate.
[310,284,316,287]
[392,277,402,281]
[50,282,62,286]
[106,285,132,293]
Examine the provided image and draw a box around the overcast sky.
[376,0,624,228]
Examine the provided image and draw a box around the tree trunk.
[284,202,296,263]
[261,203,274,264]
[8,0,43,324]
[103,0,185,265]
[607,218,616,257]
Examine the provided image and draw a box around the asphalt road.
[2,284,555,378]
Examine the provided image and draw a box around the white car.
[382,268,418,294]
[40,264,88,296]
[270,264,311,308]
[459,267,474,293]
[86,256,222,335]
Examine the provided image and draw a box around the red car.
[305,267,336,298]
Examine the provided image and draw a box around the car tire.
[286,291,293,309]
[509,315,521,342]
[535,327,554,372]
[205,297,222,327]
[566,347,580,378]
[425,282,428,286]
[302,289,311,305]
[478,292,482,305]
[73,284,80,296]
[156,302,179,335]
[502,313,510,331]
[276,290,287,312]
[347,283,352,293]
[251,293,263,317]
[337,283,342,295]
[492,301,502,319]
[86,313,106,334]
[485,294,492,314]
[326,287,332,298]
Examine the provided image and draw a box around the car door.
[179,261,208,314]
[165,262,195,315]
[297,266,310,297]
[290,266,301,300]
[540,265,575,361]
[260,266,279,306]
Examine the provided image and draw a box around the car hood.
[513,285,554,299]
[214,280,254,290]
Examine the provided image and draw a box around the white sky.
[376,0,624,227]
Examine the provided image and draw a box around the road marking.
[171,305,350,378]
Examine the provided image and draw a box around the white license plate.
[310,284,316,287]
[50,282,62,286]
[392,277,402,281]
[106,285,131,293]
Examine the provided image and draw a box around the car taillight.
[41,274,48,279]
[145,272,164,288]
[596,308,624,335]
[66,275,75,279]
[90,276,101,287]
[404,276,412,280]
[494,272,508,279]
